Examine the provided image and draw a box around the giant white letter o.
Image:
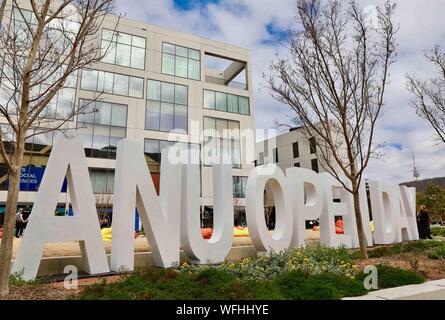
[245,164,293,253]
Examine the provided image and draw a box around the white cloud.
[116,0,445,183]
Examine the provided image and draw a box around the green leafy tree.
[417,183,445,222]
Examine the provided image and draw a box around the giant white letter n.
[110,139,181,271]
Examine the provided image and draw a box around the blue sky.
[116,0,445,183]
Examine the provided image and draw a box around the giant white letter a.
[12,135,110,280]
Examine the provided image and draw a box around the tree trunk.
[352,190,368,259]
[0,144,25,296]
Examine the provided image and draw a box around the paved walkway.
[344,279,445,300]
[1,231,322,259]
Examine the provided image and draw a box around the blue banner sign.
[19,166,67,193]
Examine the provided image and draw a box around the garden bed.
[2,240,444,300]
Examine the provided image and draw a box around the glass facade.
[203,117,241,169]
[0,62,78,119]
[144,139,199,165]
[146,80,188,133]
[81,69,144,99]
[101,29,146,70]
[233,176,248,198]
[77,100,128,159]
[90,169,115,194]
[162,43,201,80]
[203,90,250,115]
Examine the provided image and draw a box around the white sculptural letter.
[12,136,109,280]
[180,161,233,264]
[347,183,374,248]
[369,181,399,244]
[396,186,419,241]
[110,140,181,271]
[286,168,324,248]
[319,173,353,248]
[245,164,293,253]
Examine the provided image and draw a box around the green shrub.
[428,246,445,260]
[79,268,252,300]
[356,265,425,289]
[77,268,368,301]
[431,227,445,237]
[368,241,444,258]
[181,245,359,281]
[274,271,367,300]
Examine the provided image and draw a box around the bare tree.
[267,0,398,258]
[0,0,117,296]
[407,46,445,144]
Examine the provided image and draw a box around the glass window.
[203,90,249,115]
[176,45,188,57]
[227,94,238,113]
[114,74,129,96]
[82,69,143,99]
[101,29,146,70]
[131,47,145,69]
[146,101,160,131]
[129,77,144,98]
[115,43,131,67]
[77,100,128,160]
[174,105,187,132]
[239,96,249,115]
[101,41,116,64]
[95,102,112,125]
[175,85,188,105]
[188,49,200,60]
[310,137,317,154]
[117,32,132,45]
[81,70,98,91]
[147,80,161,101]
[203,117,241,169]
[161,82,175,103]
[204,117,216,132]
[175,56,188,78]
[163,43,175,55]
[146,80,189,133]
[188,59,200,80]
[162,43,201,80]
[111,104,127,127]
[293,142,300,158]
[98,71,114,93]
[56,88,75,119]
[162,53,175,75]
[132,36,146,49]
[216,92,227,112]
[204,90,215,110]
[311,159,319,173]
[160,103,174,132]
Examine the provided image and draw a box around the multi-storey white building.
[0,3,256,228]
[255,127,329,174]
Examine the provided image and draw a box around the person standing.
[417,205,433,240]
[15,205,31,238]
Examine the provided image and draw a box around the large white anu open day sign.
[12,136,419,280]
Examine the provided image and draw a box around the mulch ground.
[1,275,125,300]
[356,254,445,280]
